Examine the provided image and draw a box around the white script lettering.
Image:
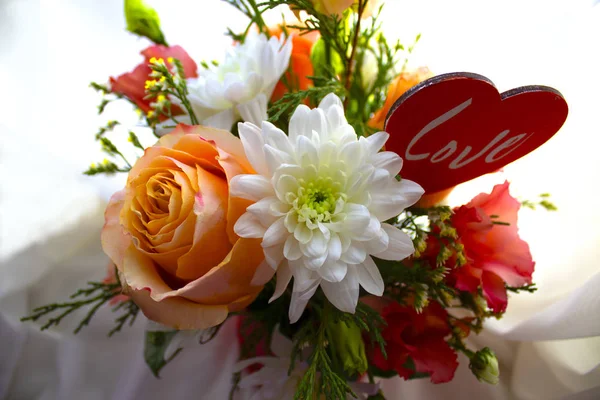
[405,98,533,169]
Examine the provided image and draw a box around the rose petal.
[128,288,228,330]
[176,167,231,280]
[101,190,130,269]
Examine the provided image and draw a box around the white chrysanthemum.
[181,31,291,131]
[231,94,424,322]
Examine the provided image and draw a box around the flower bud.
[469,347,500,384]
[326,320,368,376]
[310,38,344,78]
[124,0,167,46]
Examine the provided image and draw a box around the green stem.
[115,150,132,168]
[343,0,366,107]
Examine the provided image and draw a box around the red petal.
[142,45,198,79]
[110,64,153,112]
[421,301,451,337]
[452,265,481,292]
[482,271,508,313]
[409,339,458,383]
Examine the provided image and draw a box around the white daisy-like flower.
[230,93,424,323]
[176,31,292,131]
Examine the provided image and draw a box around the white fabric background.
[1,0,599,398]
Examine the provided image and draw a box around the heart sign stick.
[384,72,568,194]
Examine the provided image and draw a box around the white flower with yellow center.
[231,94,424,322]
[181,31,292,130]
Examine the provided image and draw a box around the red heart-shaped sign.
[384,72,568,193]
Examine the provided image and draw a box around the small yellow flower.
[102,159,110,166]
[147,110,155,118]
[436,209,452,222]
[440,225,457,238]
[145,80,157,90]
[167,57,174,64]
[417,237,428,253]
[149,57,164,65]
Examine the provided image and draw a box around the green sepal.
[144,330,182,377]
[124,0,168,46]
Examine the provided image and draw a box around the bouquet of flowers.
[22,0,568,398]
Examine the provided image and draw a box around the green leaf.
[124,0,168,45]
[144,330,182,377]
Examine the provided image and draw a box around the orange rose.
[269,26,319,102]
[101,124,267,329]
[369,67,433,131]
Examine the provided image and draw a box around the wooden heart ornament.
[384,72,568,193]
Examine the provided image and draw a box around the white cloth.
[1,0,600,399]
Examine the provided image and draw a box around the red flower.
[109,45,198,114]
[371,301,458,383]
[450,181,535,313]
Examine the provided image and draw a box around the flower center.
[294,177,342,224]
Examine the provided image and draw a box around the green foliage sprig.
[84,159,130,175]
[293,301,355,400]
[506,283,537,293]
[268,78,346,128]
[521,193,557,211]
[346,9,409,136]
[224,0,269,40]
[21,267,139,336]
[88,82,144,176]
[145,57,199,125]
